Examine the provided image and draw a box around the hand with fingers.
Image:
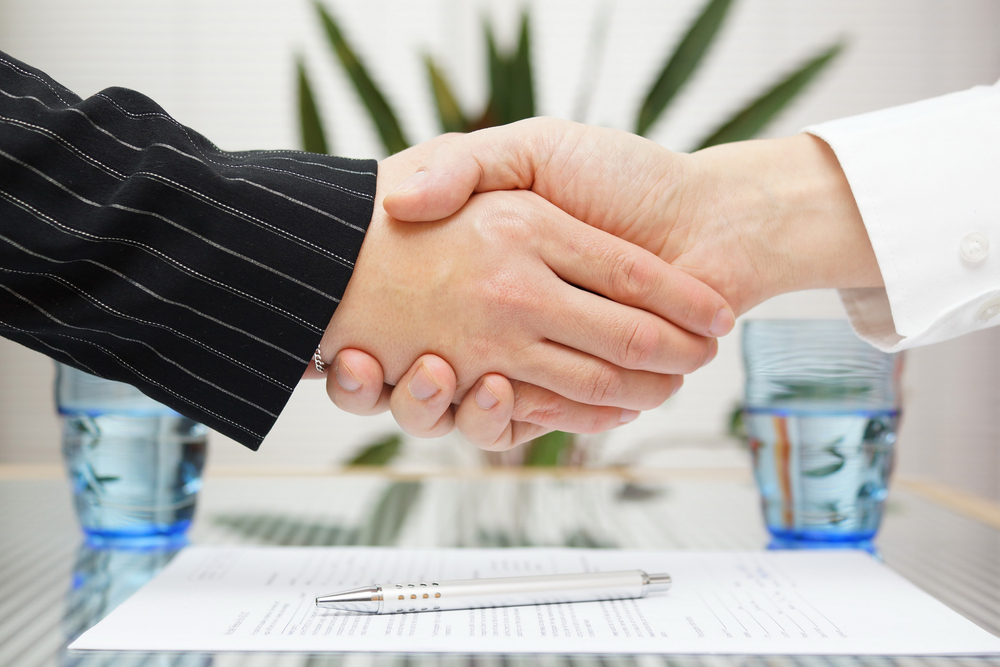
[304,134,733,450]
[318,118,884,452]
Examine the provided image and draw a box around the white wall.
[1,0,999,494]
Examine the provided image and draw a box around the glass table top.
[1,468,998,666]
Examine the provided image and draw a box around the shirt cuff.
[805,81,1000,352]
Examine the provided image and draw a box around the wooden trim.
[0,462,752,483]
[0,463,64,480]
[3,465,997,532]
[897,478,1000,531]
[201,465,753,482]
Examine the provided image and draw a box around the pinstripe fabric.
[0,52,377,450]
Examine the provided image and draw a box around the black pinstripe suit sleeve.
[0,51,377,450]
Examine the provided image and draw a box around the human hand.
[382,119,881,315]
[312,139,732,445]
[326,119,884,449]
[321,349,630,447]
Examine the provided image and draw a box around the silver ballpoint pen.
[316,569,671,614]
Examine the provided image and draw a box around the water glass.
[742,320,901,547]
[56,363,208,546]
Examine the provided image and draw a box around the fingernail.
[334,357,362,393]
[389,170,427,197]
[703,338,720,367]
[476,382,500,410]
[670,377,684,398]
[408,363,441,401]
[710,308,735,336]
[619,409,640,424]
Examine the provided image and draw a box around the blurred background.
[1,0,999,499]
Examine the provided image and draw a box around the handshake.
[306,118,882,450]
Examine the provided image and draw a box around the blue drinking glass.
[742,320,901,549]
[56,363,208,547]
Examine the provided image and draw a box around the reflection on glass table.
[60,543,211,667]
[1,470,998,666]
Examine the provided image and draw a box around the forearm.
[0,51,376,448]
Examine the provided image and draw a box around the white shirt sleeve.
[804,79,1000,352]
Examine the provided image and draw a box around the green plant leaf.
[524,431,571,467]
[728,403,746,441]
[563,529,616,548]
[424,54,469,133]
[635,0,734,137]
[477,529,519,547]
[356,481,422,545]
[296,57,329,155]
[484,20,509,126]
[770,380,870,402]
[346,433,403,467]
[508,12,535,122]
[480,12,535,129]
[803,439,846,477]
[213,513,359,546]
[803,462,846,478]
[695,40,844,150]
[314,1,410,154]
[93,475,121,484]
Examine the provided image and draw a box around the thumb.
[382,120,553,221]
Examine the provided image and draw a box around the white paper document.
[71,546,1000,655]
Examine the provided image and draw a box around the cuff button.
[977,298,1000,322]
[961,233,990,263]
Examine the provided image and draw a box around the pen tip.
[315,586,382,613]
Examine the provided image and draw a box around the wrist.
[771,134,882,293]
[685,134,881,313]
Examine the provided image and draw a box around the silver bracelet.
[313,346,328,373]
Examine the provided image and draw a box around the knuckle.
[511,384,570,428]
[584,364,625,405]
[578,408,620,434]
[680,297,701,330]
[617,319,660,368]
[680,281,714,329]
[476,193,526,231]
[519,399,567,428]
[493,209,535,246]
[610,251,652,302]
